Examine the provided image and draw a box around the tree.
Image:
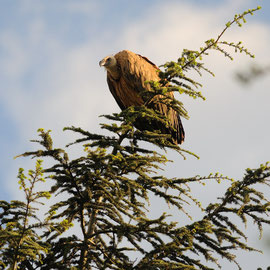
[0,6,269,270]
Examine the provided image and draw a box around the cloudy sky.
[0,0,270,268]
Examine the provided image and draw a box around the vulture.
[99,50,185,145]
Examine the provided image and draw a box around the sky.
[0,0,270,268]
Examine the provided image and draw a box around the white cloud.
[1,0,269,268]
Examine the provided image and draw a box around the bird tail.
[172,114,185,145]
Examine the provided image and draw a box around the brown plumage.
[99,50,185,144]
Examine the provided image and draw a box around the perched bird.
[99,50,185,144]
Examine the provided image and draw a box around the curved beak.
[99,59,106,67]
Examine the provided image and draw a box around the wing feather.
[115,50,160,94]
[106,77,126,110]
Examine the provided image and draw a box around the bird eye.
[107,57,112,62]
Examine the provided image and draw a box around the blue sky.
[0,0,270,268]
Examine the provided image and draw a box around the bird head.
[99,55,117,69]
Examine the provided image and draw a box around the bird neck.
[107,65,120,80]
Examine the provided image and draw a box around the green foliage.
[14,126,270,270]
[0,160,50,269]
[1,6,269,270]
